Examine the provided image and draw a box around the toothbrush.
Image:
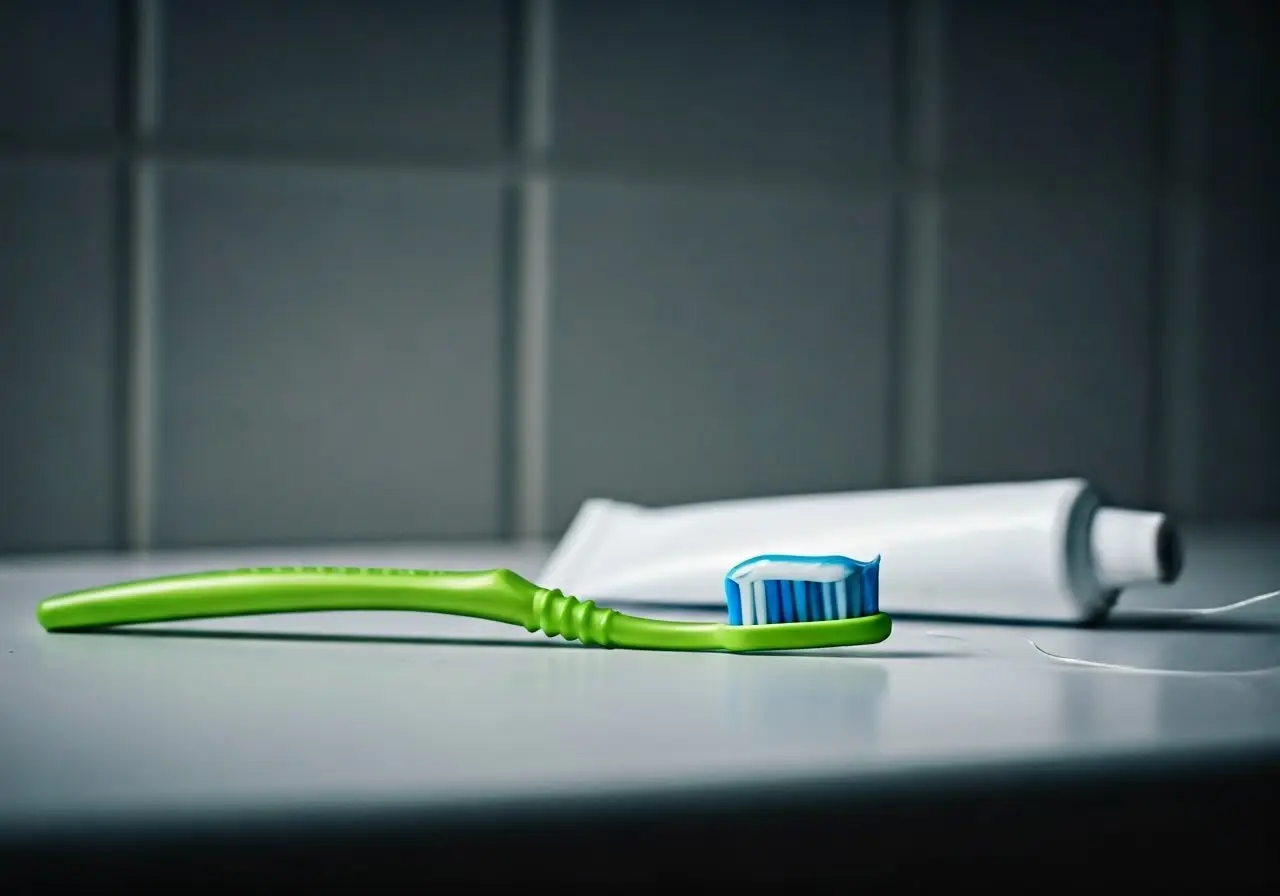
[35,555,890,653]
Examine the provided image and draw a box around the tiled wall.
[1,0,1276,554]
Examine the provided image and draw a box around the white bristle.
[822,582,836,619]
[752,581,767,625]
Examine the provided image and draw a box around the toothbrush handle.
[36,567,539,632]
[530,588,725,651]
[36,566,727,651]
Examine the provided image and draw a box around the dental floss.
[1024,638,1280,677]
[1124,589,1280,620]
[924,588,1280,676]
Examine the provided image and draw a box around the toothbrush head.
[714,553,889,650]
[724,554,881,626]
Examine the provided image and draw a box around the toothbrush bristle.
[723,554,879,626]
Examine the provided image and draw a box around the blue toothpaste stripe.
[794,581,809,622]
[863,562,879,613]
[725,579,743,625]
[822,582,836,620]
[765,580,782,623]
[780,580,796,622]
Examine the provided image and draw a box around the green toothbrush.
[35,554,891,653]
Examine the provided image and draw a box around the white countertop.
[2,527,1278,840]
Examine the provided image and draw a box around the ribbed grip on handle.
[528,588,619,648]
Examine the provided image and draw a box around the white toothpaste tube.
[539,478,1183,624]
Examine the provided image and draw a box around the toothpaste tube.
[539,478,1182,624]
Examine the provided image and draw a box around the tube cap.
[1090,508,1183,590]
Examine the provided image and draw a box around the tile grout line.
[896,0,945,488]
[0,138,1200,198]
[123,0,162,551]
[512,0,556,539]
[1157,0,1206,517]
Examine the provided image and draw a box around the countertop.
[2,526,1279,882]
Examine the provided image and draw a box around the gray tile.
[941,0,1160,178]
[554,0,894,174]
[161,0,506,155]
[157,165,504,545]
[0,1,117,137]
[1198,199,1280,520]
[1205,2,1280,194]
[548,181,892,532]
[935,191,1154,506]
[0,161,117,553]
